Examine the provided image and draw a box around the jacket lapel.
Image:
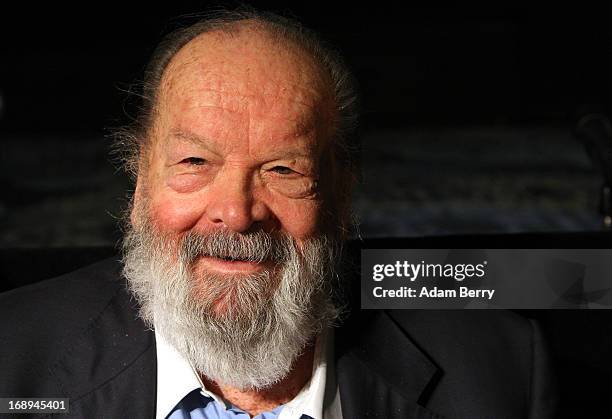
[336,310,445,419]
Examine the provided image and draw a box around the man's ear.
[130,177,142,227]
[319,144,353,240]
[130,158,148,227]
[130,143,151,227]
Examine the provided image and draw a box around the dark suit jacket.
[0,258,556,418]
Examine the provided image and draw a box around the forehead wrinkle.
[173,81,322,136]
[175,79,323,112]
[180,102,318,134]
[165,96,318,158]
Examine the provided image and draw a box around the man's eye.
[180,157,207,166]
[271,166,295,175]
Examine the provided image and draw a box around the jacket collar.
[335,310,444,419]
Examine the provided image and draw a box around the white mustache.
[180,229,293,265]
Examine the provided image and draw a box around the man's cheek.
[149,196,205,232]
[166,173,210,193]
[273,199,322,238]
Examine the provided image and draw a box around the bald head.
[160,21,335,112]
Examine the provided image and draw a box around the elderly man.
[0,8,555,419]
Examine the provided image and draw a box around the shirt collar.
[279,329,330,419]
[154,329,200,419]
[154,328,334,419]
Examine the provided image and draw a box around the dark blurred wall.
[1,3,610,246]
[2,4,611,132]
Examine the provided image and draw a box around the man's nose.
[204,168,272,232]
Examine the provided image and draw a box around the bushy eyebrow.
[166,129,225,159]
[264,146,316,162]
[169,129,214,147]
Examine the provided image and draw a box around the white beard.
[121,217,341,390]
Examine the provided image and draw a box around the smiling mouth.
[203,252,262,263]
[198,254,270,273]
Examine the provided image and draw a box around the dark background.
[2,3,612,246]
[1,3,612,418]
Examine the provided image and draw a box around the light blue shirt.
[167,388,313,419]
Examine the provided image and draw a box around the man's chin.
[199,291,242,319]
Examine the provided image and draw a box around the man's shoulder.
[365,309,539,367]
[388,309,535,344]
[337,308,540,375]
[0,257,130,354]
[336,309,556,418]
[342,308,535,344]
[0,257,156,403]
[1,257,124,318]
[389,308,540,366]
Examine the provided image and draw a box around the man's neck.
[201,344,315,417]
